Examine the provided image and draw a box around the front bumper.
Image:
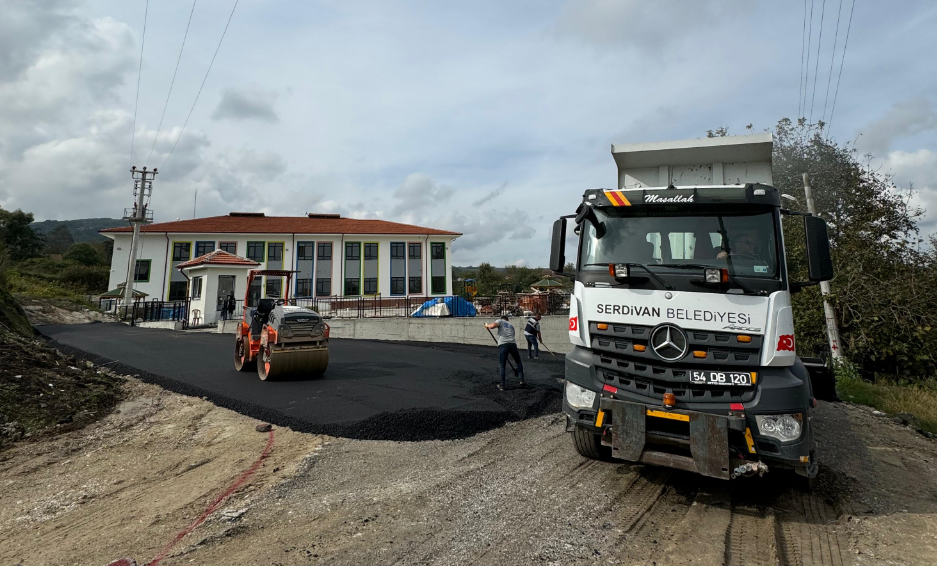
[563,346,814,478]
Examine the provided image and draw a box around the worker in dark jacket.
[485,315,525,390]
[524,314,542,359]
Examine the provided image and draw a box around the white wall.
[106,231,457,301]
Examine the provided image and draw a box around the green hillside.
[31,218,126,242]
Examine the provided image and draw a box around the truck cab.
[551,134,834,480]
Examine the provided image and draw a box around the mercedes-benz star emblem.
[650,324,688,361]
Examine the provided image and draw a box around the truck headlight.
[755,414,803,442]
[565,381,597,409]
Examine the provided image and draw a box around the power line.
[798,0,808,118]
[129,0,149,167]
[162,0,240,169]
[146,0,199,167]
[821,0,845,125]
[828,0,856,134]
[809,0,827,123]
[802,0,815,118]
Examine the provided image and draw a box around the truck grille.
[589,322,762,367]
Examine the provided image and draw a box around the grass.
[836,366,937,435]
[5,270,95,307]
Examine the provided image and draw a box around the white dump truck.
[551,133,833,481]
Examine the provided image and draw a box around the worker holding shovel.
[485,315,525,391]
[524,313,542,359]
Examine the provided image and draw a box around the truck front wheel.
[572,425,612,461]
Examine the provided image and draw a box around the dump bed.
[611,133,773,190]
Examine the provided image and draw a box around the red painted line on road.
[146,429,275,566]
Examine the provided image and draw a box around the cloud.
[857,97,937,156]
[471,182,508,207]
[391,173,454,215]
[556,0,749,49]
[882,148,937,233]
[211,88,279,122]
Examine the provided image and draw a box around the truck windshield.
[580,208,779,278]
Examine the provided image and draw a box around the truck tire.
[572,425,611,461]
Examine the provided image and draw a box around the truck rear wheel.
[572,425,611,461]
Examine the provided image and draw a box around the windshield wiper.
[582,262,674,291]
[661,263,767,296]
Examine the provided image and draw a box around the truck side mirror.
[804,216,834,282]
[550,218,567,273]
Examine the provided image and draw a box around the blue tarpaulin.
[411,296,477,317]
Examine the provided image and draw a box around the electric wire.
[798,0,808,118]
[145,0,199,168]
[821,0,845,125]
[129,0,149,167]
[803,0,815,118]
[809,0,827,123]
[162,0,239,169]
[828,0,856,134]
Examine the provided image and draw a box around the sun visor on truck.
[582,184,781,208]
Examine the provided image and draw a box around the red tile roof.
[100,214,461,236]
[175,249,260,269]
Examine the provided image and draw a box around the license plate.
[689,370,752,386]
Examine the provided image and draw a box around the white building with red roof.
[100,212,461,311]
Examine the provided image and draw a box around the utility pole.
[121,166,157,307]
[193,189,198,219]
[803,173,842,361]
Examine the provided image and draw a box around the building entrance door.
[217,275,236,312]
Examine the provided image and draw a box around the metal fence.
[109,293,570,327]
[115,299,190,329]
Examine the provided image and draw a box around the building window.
[134,259,151,282]
[296,278,312,297]
[408,243,421,259]
[191,276,203,299]
[430,242,445,295]
[364,277,378,295]
[267,242,283,262]
[345,242,360,260]
[364,243,378,260]
[317,242,332,260]
[391,277,405,295]
[344,278,360,296]
[266,277,283,298]
[219,241,237,254]
[195,241,214,257]
[247,242,265,262]
[172,242,191,262]
[409,277,422,294]
[248,278,262,307]
[168,281,188,301]
[391,243,405,259]
[297,242,314,261]
[316,278,331,296]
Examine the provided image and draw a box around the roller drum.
[257,344,329,380]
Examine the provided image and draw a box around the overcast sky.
[2,0,936,266]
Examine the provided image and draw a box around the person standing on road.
[524,314,542,359]
[484,315,525,390]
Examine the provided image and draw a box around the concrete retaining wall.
[216,315,573,354]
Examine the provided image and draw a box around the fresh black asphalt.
[39,323,565,441]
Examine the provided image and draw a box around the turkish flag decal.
[777,334,795,352]
[569,317,578,331]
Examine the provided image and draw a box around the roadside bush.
[64,243,102,266]
[60,264,109,293]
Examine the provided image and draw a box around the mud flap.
[600,398,731,480]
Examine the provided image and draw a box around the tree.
[0,207,45,260]
[44,225,75,255]
[475,263,504,295]
[64,243,102,266]
[772,118,937,380]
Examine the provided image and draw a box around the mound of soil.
[0,285,32,337]
[0,330,123,450]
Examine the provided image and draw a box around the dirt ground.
[2,378,936,566]
[17,298,112,326]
